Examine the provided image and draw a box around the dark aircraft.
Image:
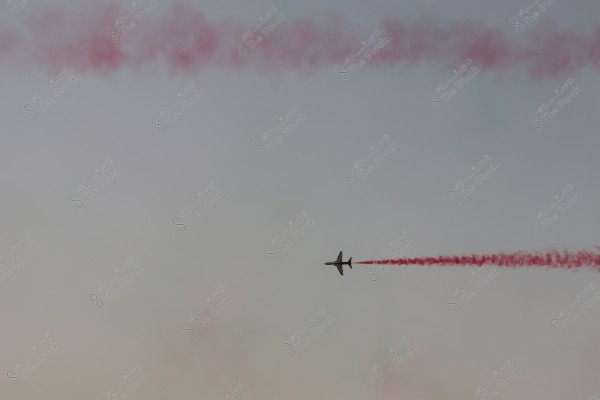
[325,251,352,275]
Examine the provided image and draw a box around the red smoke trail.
[357,248,600,272]
[1,2,600,78]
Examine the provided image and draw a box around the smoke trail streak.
[0,2,599,78]
[357,248,600,271]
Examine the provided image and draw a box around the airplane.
[324,251,352,276]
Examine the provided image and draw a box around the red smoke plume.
[1,2,600,78]
[358,248,600,272]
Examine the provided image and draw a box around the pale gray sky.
[1,0,600,399]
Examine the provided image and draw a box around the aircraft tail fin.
[349,257,352,268]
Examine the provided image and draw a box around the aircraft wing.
[336,251,343,262]
[337,265,344,275]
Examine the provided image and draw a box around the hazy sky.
[1,0,600,399]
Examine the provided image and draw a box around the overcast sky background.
[1,0,600,399]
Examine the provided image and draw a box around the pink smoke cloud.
[358,247,600,272]
[1,1,599,78]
